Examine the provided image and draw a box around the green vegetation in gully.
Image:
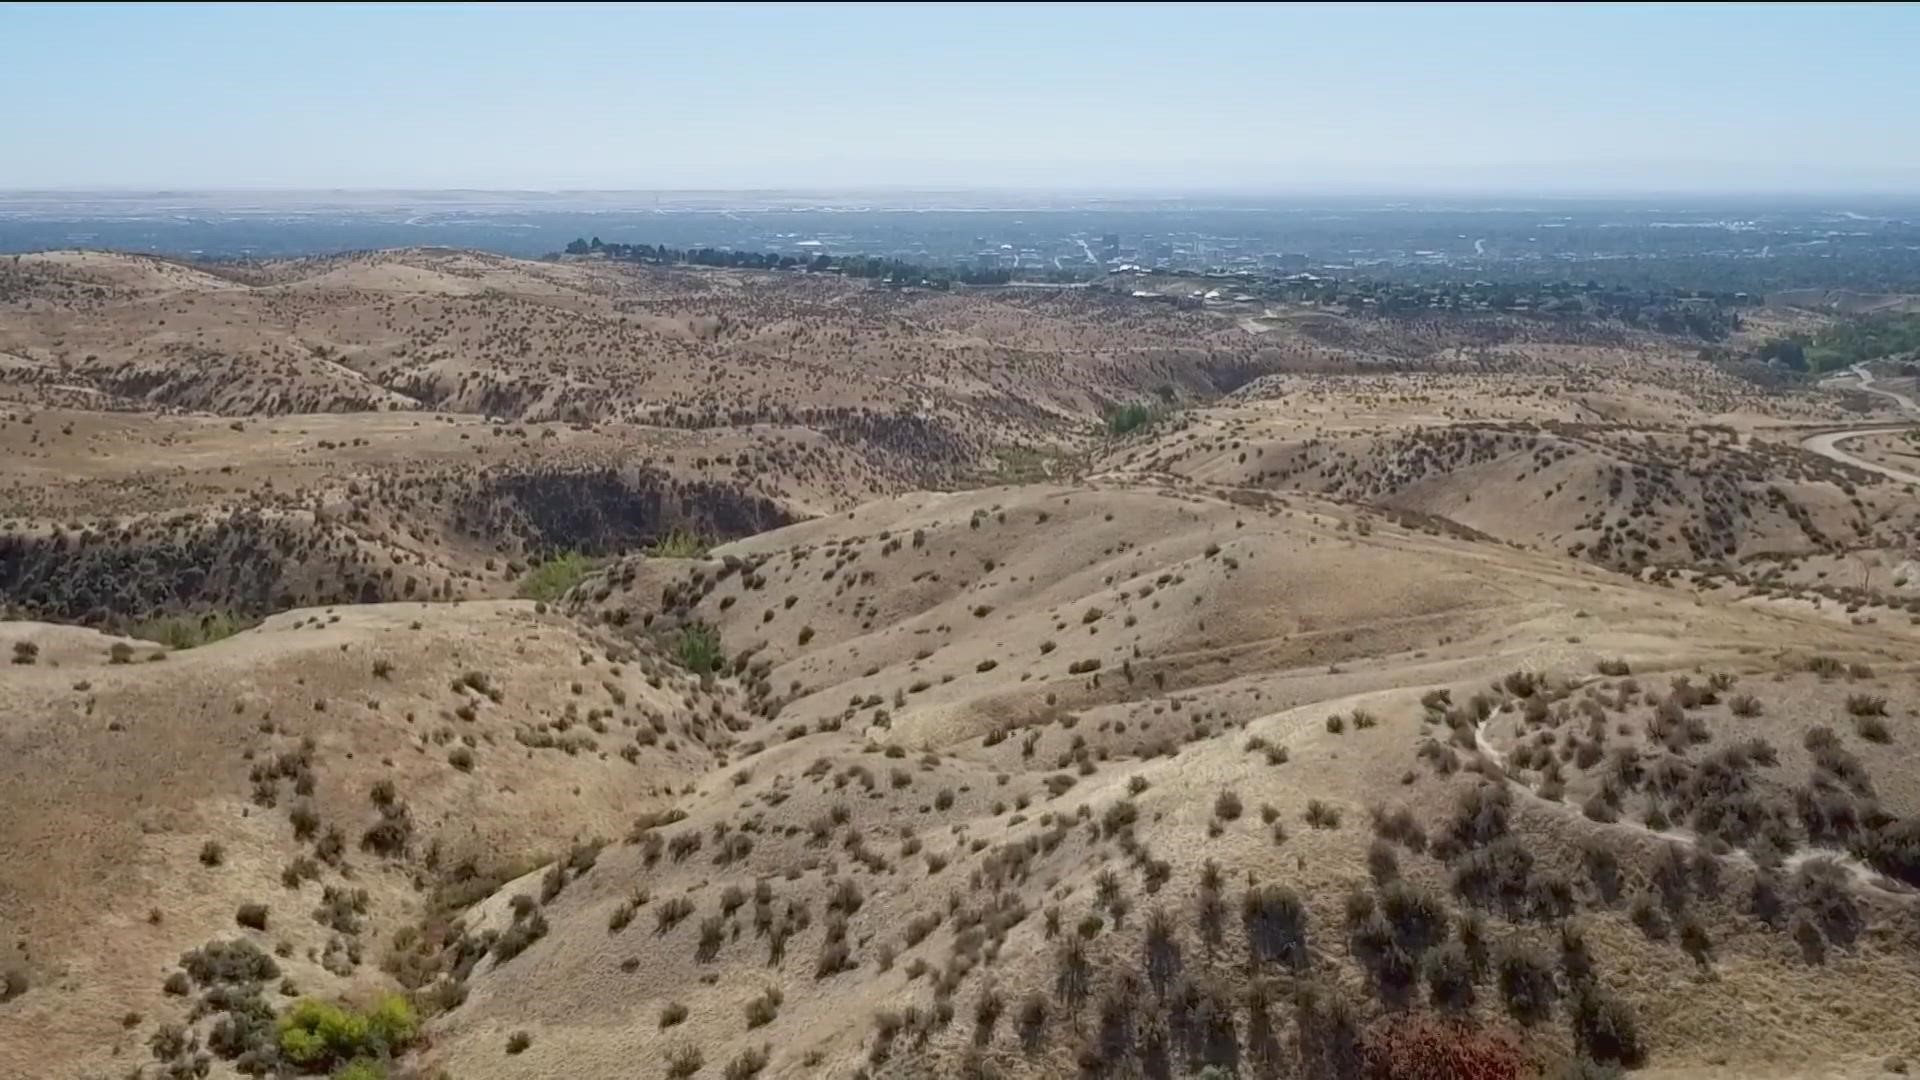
[520,533,707,606]
[981,445,1081,485]
[133,611,249,649]
[276,993,418,1077]
[1806,313,1920,371]
[517,552,594,601]
[1104,402,1155,435]
[518,534,708,607]
[644,529,710,559]
[1759,312,1920,373]
[673,623,724,675]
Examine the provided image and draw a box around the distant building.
[1101,233,1120,259]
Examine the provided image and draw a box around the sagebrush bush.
[0,967,27,1003]
[1242,883,1308,967]
[1678,912,1713,964]
[696,915,726,961]
[973,982,1005,1042]
[1051,939,1093,1021]
[1367,840,1400,884]
[1016,991,1048,1044]
[723,1044,770,1080]
[289,803,320,841]
[1379,879,1448,953]
[1305,800,1343,829]
[1443,834,1536,914]
[744,985,783,1028]
[1846,693,1887,718]
[665,1041,704,1078]
[1859,816,1920,887]
[361,804,414,856]
[492,909,549,964]
[1571,985,1645,1067]
[1494,941,1557,1025]
[655,896,696,932]
[815,936,852,978]
[1423,940,1475,1011]
[1854,713,1892,744]
[180,939,280,987]
[1372,805,1428,851]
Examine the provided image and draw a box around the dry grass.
[5,251,1920,1080]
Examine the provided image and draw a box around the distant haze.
[2,2,1917,194]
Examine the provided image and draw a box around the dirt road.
[1803,364,1920,485]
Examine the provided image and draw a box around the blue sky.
[2,2,1915,192]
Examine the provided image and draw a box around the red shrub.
[1364,1014,1533,1080]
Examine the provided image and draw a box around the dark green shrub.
[1494,941,1557,1025]
[1570,986,1645,1067]
[675,624,724,675]
[1103,402,1155,435]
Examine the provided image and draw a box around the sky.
[2,1,1917,194]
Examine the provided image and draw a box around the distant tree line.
[556,237,1034,286]
[1210,274,1752,339]
[1752,312,1920,373]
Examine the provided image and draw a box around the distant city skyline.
[2,2,1917,194]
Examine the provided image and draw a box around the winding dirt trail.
[1472,704,1895,891]
[1802,364,1920,485]
[1444,364,1920,891]
[1843,362,1919,413]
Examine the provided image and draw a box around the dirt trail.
[1844,362,1919,413]
[1801,364,1920,484]
[1472,702,1895,891]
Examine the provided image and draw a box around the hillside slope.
[392,481,1920,1080]
[0,601,742,1079]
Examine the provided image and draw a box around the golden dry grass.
[4,250,1920,1080]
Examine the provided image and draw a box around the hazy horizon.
[6,184,1920,201]
[3,2,1917,195]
